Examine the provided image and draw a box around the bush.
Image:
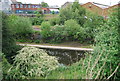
[41,21,51,40]
[8,15,33,38]
[7,47,59,79]
[1,53,12,79]
[31,17,44,25]
[64,19,83,40]
[1,12,20,63]
[49,17,60,26]
[50,25,68,42]
[92,9,120,79]
[82,11,105,43]
[59,1,86,26]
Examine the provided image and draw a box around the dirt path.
[17,43,93,51]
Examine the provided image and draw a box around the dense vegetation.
[1,1,120,80]
[6,47,59,79]
[1,13,21,63]
[39,1,104,43]
[8,15,34,39]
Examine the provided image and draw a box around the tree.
[41,21,51,40]
[7,15,33,38]
[41,2,49,8]
[1,12,20,63]
[59,1,86,26]
[64,19,82,38]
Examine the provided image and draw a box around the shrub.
[1,53,12,79]
[49,17,60,26]
[92,9,120,79]
[64,19,82,40]
[31,17,44,25]
[1,12,20,63]
[41,21,51,40]
[59,1,86,26]
[50,25,68,42]
[7,47,59,79]
[82,11,105,43]
[8,15,33,38]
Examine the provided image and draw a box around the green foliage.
[1,54,11,79]
[46,52,102,79]
[64,19,81,39]
[51,11,55,14]
[41,19,90,43]
[1,12,20,63]
[50,25,67,43]
[59,1,86,26]
[46,8,120,79]
[93,9,120,79]
[82,11,105,43]
[41,21,51,40]
[46,51,108,79]
[31,17,44,25]
[7,47,59,79]
[46,63,84,79]
[49,17,60,26]
[32,8,44,25]
[41,2,49,8]
[8,15,33,38]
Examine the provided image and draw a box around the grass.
[44,14,59,20]
[44,61,85,79]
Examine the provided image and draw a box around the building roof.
[42,8,50,11]
[11,0,17,3]
[49,9,59,12]
[92,2,110,9]
[61,2,73,8]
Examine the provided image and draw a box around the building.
[11,3,60,14]
[82,2,120,18]
[81,2,109,17]
[11,4,42,14]
[104,3,120,17]
[0,0,12,13]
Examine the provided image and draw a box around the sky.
[17,0,120,7]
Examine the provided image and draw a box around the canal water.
[43,48,87,65]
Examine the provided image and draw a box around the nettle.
[8,47,59,79]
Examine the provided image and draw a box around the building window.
[28,5,31,8]
[89,5,92,8]
[35,5,37,8]
[32,5,35,8]
[34,5,40,8]
[20,4,23,8]
[16,4,19,8]
[24,4,27,8]
[34,5,37,8]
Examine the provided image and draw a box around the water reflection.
[43,48,87,65]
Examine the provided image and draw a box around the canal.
[44,48,88,65]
